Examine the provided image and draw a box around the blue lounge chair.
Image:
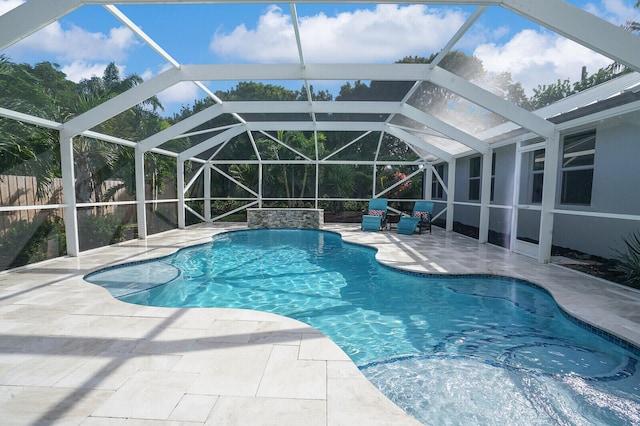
[361,198,388,232]
[397,201,434,235]
[397,216,420,235]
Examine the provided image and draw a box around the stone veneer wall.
[247,208,324,229]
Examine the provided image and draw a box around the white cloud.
[140,64,201,110]
[474,29,613,95]
[157,81,201,108]
[210,4,467,63]
[474,1,638,95]
[4,14,143,89]
[61,61,110,83]
[0,0,23,15]
[584,0,640,25]
[8,22,138,62]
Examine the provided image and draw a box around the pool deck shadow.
[0,222,638,425]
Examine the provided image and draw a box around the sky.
[1,0,639,116]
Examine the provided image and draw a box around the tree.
[531,2,639,110]
[337,52,525,133]
[529,65,628,110]
[529,78,574,110]
[72,63,170,202]
[631,0,640,31]
[0,58,70,197]
[77,63,162,113]
[488,71,530,110]
[74,138,119,204]
[0,57,171,202]
[258,130,322,207]
[320,165,356,213]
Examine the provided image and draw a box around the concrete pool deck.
[0,222,639,425]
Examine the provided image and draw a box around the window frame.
[560,130,596,206]
[431,163,445,200]
[531,149,545,204]
[490,152,496,202]
[468,156,481,201]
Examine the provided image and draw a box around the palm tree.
[631,1,640,32]
[321,165,356,213]
[73,137,119,204]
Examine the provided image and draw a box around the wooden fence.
[0,174,134,234]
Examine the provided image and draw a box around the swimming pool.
[85,229,640,425]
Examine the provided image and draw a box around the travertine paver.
[0,222,638,425]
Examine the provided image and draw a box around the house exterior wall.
[453,146,516,244]
[429,163,448,223]
[448,109,640,259]
[453,156,480,228]
[552,110,640,258]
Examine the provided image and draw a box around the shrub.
[0,215,66,270]
[614,231,640,288]
[77,213,127,251]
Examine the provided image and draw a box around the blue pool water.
[85,229,640,425]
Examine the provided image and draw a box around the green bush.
[211,200,248,215]
[77,213,127,251]
[614,231,640,288]
[0,215,66,270]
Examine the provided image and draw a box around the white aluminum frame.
[0,0,639,264]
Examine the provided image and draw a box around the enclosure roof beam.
[429,67,556,139]
[504,0,640,72]
[216,101,401,115]
[178,125,247,161]
[430,6,487,69]
[178,121,389,161]
[81,0,502,3]
[4,1,635,73]
[138,103,226,152]
[245,122,387,132]
[181,63,432,82]
[61,63,424,138]
[0,0,81,50]
[399,104,490,155]
[63,67,182,136]
[184,101,496,156]
[385,126,453,162]
[0,107,62,130]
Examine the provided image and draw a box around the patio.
[1,223,639,425]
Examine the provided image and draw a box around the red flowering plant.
[378,167,412,199]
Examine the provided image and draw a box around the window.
[469,156,481,201]
[490,153,496,202]
[431,163,445,199]
[561,130,595,205]
[531,149,545,203]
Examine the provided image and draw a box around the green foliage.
[614,231,640,288]
[223,81,298,102]
[77,213,127,251]
[0,58,170,202]
[0,118,61,198]
[147,204,178,234]
[529,67,627,110]
[529,79,574,110]
[488,71,531,110]
[211,200,249,217]
[0,215,66,270]
[320,164,356,213]
[0,58,70,197]
[0,55,10,76]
